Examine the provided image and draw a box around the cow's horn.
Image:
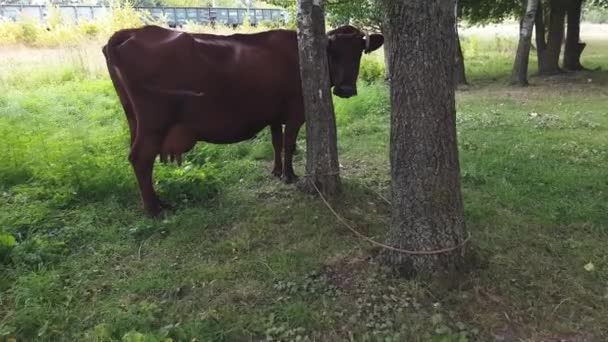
[364,31,370,53]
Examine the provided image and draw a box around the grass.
[0,30,607,341]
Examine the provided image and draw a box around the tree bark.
[535,0,547,62]
[383,27,391,81]
[380,0,468,278]
[563,0,586,70]
[454,28,467,86]
[296,0,342,196]
[454,1,467,86]
[538,0,567,74]
[511,0,539,86]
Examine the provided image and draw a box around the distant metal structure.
[0,5,287,27]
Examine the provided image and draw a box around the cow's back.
[191,29,301,99]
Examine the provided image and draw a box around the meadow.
[0,17,607,341]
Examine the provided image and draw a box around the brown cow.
[102,24,383,216]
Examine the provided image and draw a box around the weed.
[359,57,385,84]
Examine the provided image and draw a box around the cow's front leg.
[270,123,283,178]
[129,135,164,216]
[283,122,301,184]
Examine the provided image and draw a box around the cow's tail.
[102,29,141,148]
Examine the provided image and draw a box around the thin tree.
[563,0,586,70]
[454,30,468,86]
[511,0,540,85]
[380,0,469,277]
[296,0,342,195]
[536,0,568,74]
[454,1,468,86]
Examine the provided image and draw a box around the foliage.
[325,0,383,32]
[265,0,383,30]
[104,1,149,33]
[0,233,16,263]
[0,17,41,45]
[587,0,608,9]
[358,56,385,83]
[584,1,608,22]
[458,0,523,25]
[0,2,149,47]
[459,0,606,26]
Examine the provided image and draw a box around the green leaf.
[122,331,145,342]
[0,233,16,248]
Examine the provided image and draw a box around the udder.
[160,124,198,166]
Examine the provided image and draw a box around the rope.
[310,179,471,256]
[359,181,391,206]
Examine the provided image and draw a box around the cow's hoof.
[272,168,283,178]
[284,174,299,184]
[144,199,172,217]
[144,205,163,217]
[159,200,174,211]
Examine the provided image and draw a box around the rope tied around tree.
[308,178,472,256]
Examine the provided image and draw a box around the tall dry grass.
[0,2,284,49]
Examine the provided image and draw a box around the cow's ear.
[362,34,384,54]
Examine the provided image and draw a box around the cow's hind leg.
[283,122,302,184]
[270,123,283,178]
[126,116,137,147]
[129,135,164,216]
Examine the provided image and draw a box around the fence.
[0,5,287,27]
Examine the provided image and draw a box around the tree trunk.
[535,0,547,66]
[563,0,586,70]
[538,0,567,75]
[454,30,467,86]
[296,0,342,196]
[380,0,468,278]
[383,28,391,81]
[511,0,539,86]
[454,2,467,86]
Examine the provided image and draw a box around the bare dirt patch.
[321,250,372,294]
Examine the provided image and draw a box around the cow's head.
[326,25,384,98]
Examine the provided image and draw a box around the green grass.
[1,37,607,341]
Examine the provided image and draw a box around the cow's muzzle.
[333,85,357,98]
